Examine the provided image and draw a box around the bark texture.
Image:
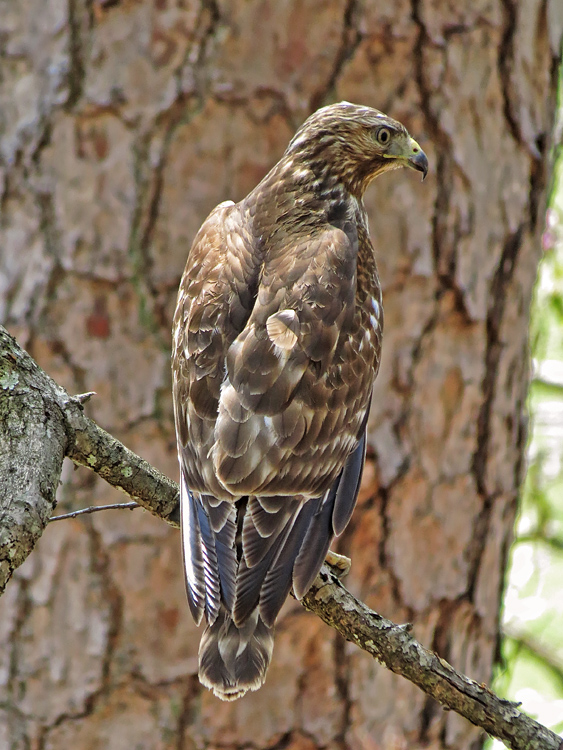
[0,1,562,749]
[0,333,67,594]
[4,330,563,750]
[0,325,179,602]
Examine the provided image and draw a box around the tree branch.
[302,569,562,750]
[1,324,561,749]
[0,324,179,591]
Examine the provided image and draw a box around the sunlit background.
[488,87,563,747]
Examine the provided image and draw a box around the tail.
[181,486,334,700]
[198,606,274,701]
[179,425,367,699]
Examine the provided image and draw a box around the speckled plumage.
[172,102,428,700]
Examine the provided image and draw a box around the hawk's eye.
[376,127,391,145]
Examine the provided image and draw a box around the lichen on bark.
[0,333,67,593]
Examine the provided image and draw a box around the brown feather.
[172,101,427,699]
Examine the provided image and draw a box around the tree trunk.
[1,2,561,749]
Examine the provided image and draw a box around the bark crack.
[66,0,91,110]
[310,0,363,111]
[126,0,222,344]
[333,630,352,749]
[498,0,527,153]
[466,225,524,601]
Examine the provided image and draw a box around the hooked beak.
[384,135,429,181]
[406,138,428,181]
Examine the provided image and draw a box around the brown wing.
[172,200,261,501]
[213,223,376,499]
[173,200,381,696]
[174,202,377,501]
[210,221,378,632]
[172,200,262,625]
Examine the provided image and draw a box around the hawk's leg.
[325,550,352,578]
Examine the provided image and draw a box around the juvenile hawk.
[172,102,428,700]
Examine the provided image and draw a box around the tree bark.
[2,326,562,750]
[0,1,562,749]
[0,325,179,600]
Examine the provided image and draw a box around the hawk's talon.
[325,550,352,578]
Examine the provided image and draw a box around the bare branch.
[1,323,562,749]
[1,324,178,595]
[302,567,563,750]
[1,328,68,592]
[63,405,179,526]
[49,501,140,522]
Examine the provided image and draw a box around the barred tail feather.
[180,473,237,625]
[199,606,274,701]
[181,417,368,700]
[180,472,206,625]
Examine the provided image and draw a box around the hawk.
[172,102,428,700]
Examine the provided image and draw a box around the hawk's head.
[286,102,428,196]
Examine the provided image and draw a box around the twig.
[72,391,97,404]
[63,406,180,526]
[515,533,563,553]
[49,501,140,522]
